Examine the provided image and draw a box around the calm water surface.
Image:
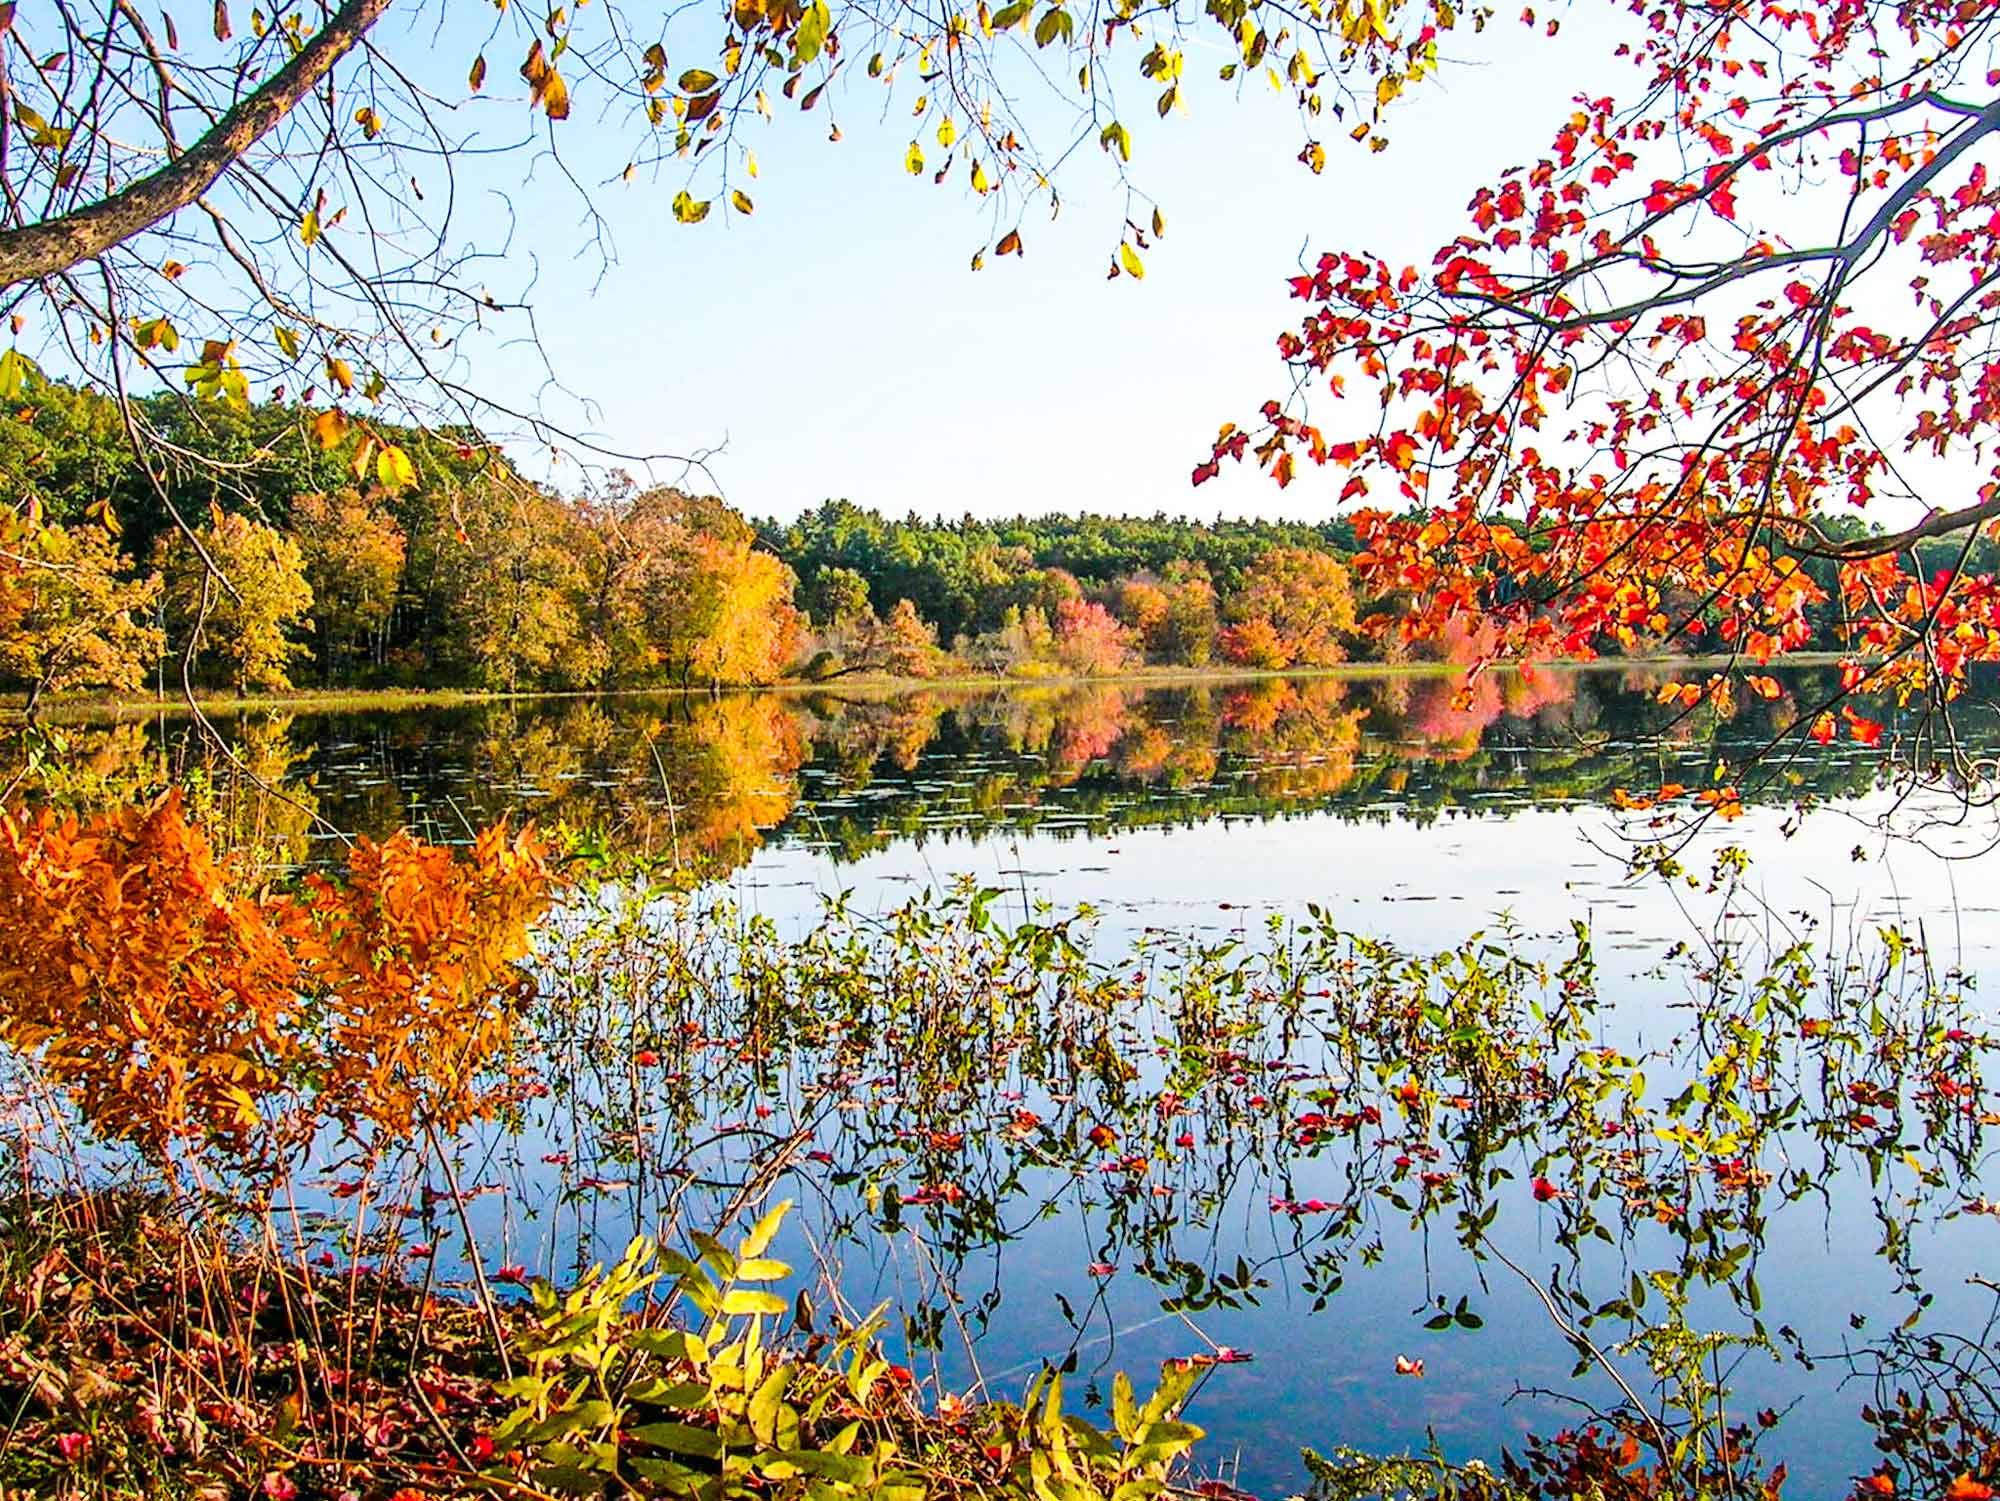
[71,665,2000,1495]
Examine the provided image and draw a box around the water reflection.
[15,665,1929,870]
[11,667,1999,1497]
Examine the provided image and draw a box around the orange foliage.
[297,821,556,1141]
[0,796,301,1161]
[0,793,557,1168]
[1204,0,2000,715]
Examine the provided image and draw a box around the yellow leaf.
[936,116,956,147]
[376,443,418,492]
[299,210,320,246]
[671,190,711,223]
[746,150,759,178]
[542,70,570,118]
[311,409,349,449]
[731,189,754,214]
[274,326,301,359]
[326,357,355,394]
[1119,243,1144,279]
[905,141,924,174]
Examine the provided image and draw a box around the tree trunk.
[0,0,393,289]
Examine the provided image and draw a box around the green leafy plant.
[487,1199,1207,1499]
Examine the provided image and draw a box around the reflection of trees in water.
[1220,679,1367,798]
[454,696,808,873]
[1395,664,1576,757]
[9,666,1941,870]
[804,693,949,785]
[2,714,320,871]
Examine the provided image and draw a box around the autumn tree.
[873,599,948,679]
[1113,578,1172,646]
[1220,547,1356,668]
[158,509,314,693]
[423,481,591,693]
[1206,0,2000,773]
[1154,562,1222,665]
[685,540,805,687]
[602,488,805,687]
[0,513,163,715]
[575,484,697,689]
[1054,597,1137,675]
[293,490,406,678]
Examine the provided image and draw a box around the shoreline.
[14,651,1864,725]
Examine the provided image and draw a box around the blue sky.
[371,4,1623,522]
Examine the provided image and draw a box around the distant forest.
[2,382,1980,709]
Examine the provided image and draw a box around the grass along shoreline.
[13,653,1864,726]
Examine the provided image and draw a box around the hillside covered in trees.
[3,381,1974,712]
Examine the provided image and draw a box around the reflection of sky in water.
[129,671,2000,1498]
[695,786,2000,1498]
[735,784,2000,1008]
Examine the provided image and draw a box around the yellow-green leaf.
[741,1199,792,1256]
[0,349,35,401]
[671,190,711,223]
[678,67,718,92]
[794,0,830,64]
[376,443,417,492]
[274,325,301,360]
[905,141,924,174]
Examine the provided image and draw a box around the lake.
[48,663,2000,1497]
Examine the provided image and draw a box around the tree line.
[0,384,808,709]
[3,381,1967,714]
[0,384,1388,710]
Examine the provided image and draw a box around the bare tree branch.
[0,0,391,290]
